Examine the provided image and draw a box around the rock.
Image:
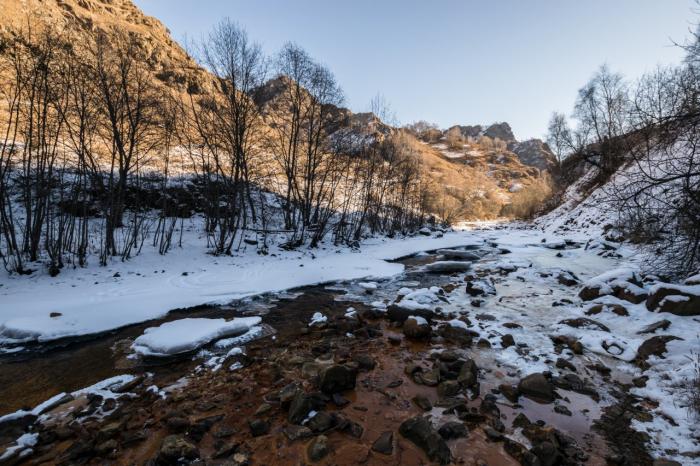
[94,439,118,456]
[386,304,435,323]
[503,438,540,465]
[425,261,471,273]
[159,435,199,462]
[579,285,602,301]
[438,324,478,345]
[518,373,555,403]
[458,359,479,388]
[284,424,313,441]
[586,303,629,316]
[99,421,124,439]
[438,421,468,439]
[412,395,432,411]
[438,350,460,362]
[437,249,480,261]
[248,419,269,437]
[371,431,394,455]
[165,416,190,433]
[477,338,492,349]
[557,271,579,286]
[318,365,357,394]
[352,353,376,371]
[307,412,335,433]
[501,334,515,348]
[512,413,531,429]
[483,426,504,441]
[653,459,682,466]
[307,435,329,462]
[403,317,432,340]
[278,382,302,406]
[637,319,671,334]
[635,335,683,367]
[437,380,461,398]
[558,317,610,332]
[646,285,700,316]
[413,367,441,386]
[331,393,350,407]
[288,392,325,424]
[554,405,572,416]
[555,358,577,372]
[499,384,520,403]
[399,416,452,465]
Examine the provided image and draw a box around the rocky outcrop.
[508,138,558,171]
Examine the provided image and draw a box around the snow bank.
[0,224,490,346]
[132,317,261,357]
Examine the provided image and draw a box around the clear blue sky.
[134,0,695,140]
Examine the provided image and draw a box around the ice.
[308,312,327,327]
[131,317,261,357]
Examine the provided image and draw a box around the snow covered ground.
[0,221,499,346]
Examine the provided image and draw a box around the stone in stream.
[518,373,555,403]
[371,431,394,455]
[318,365,357,394]
[399,416,452,465]
[412,395,433,411]
[248,419,270,437]
[288,392,325,425]
[307,435,329,462]
[437,380,461,398]
[284,424,313,441]
[158,435,199,462]
[425,261,472,273]
[438,421,468,439]
[386,304,435,324]
[498,383,520,403]
[437,249,481,261]
[501,334,515,348]
[403,317,432,340]
[558,317,610,332]
[457,359,479,389]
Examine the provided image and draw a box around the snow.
[395,287,442,311]
[408,315,428,326]
[0,433,38,461]
[131,317,261,357]
[308,312,327,327]
[0,223,491,346]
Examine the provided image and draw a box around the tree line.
[546,26,700,278]
[0,20,428,275]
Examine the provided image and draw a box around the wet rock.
[438,323,478,345]
[284,424,313,441]
[371,431,394,455]
[248,419,269,437]
[466,279,496,297]
[307,412,335,433]
[483,426,504,441]
[437,349,460,362]
[635,335,683,368]
[426,261,472,273]
[437,249,480,260]
[307,435,329,462]
[503,438,540,465]
[165,416,190,433]
[412,395,433,411]
[438,421,468,439]
[386,305,434,324]
[557,271,579,286]
[518,373,555,403]
[558,317,610,332]
[458,359,479,388]
[387,334,402,345]
[288,392,325,424]
[331,393,350,407]
[498,384,520,403]
[555,358,577,372]
[94,439,118,456]
[403,317,432,340]
[159,435,199,462]
[437,380,461,398]
[501,334,515,348]
[278,382,302,406]
[554,405,572,416]
[637,319,671,334]
[254,403,273,416]
[399,416,452,465]
[477,338,492,349]
[99,421,124,439]
[653,459,683,466]
[318,365,357,394]
[335,415,364,438]
[512,413,531,429]
[352,353,376,371]
[414,367,441,386]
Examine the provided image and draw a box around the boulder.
[386,305,434,323]
[399,416,452,465]
[159,435,199,462]
[438,421,468,439]
[558,317,610,332]
[457,359,479,388]
[307,435,329,462]
[318,365,357,394]
[518,373,555,403]
[646,284,700,316]
[371,431,394,455]
[635,335,683,368]
[403,317,432,340]
[425,261,471,273]
[437,249,480,261]
[288,392,325,424]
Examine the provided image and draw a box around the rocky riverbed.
[1,227,698,465]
